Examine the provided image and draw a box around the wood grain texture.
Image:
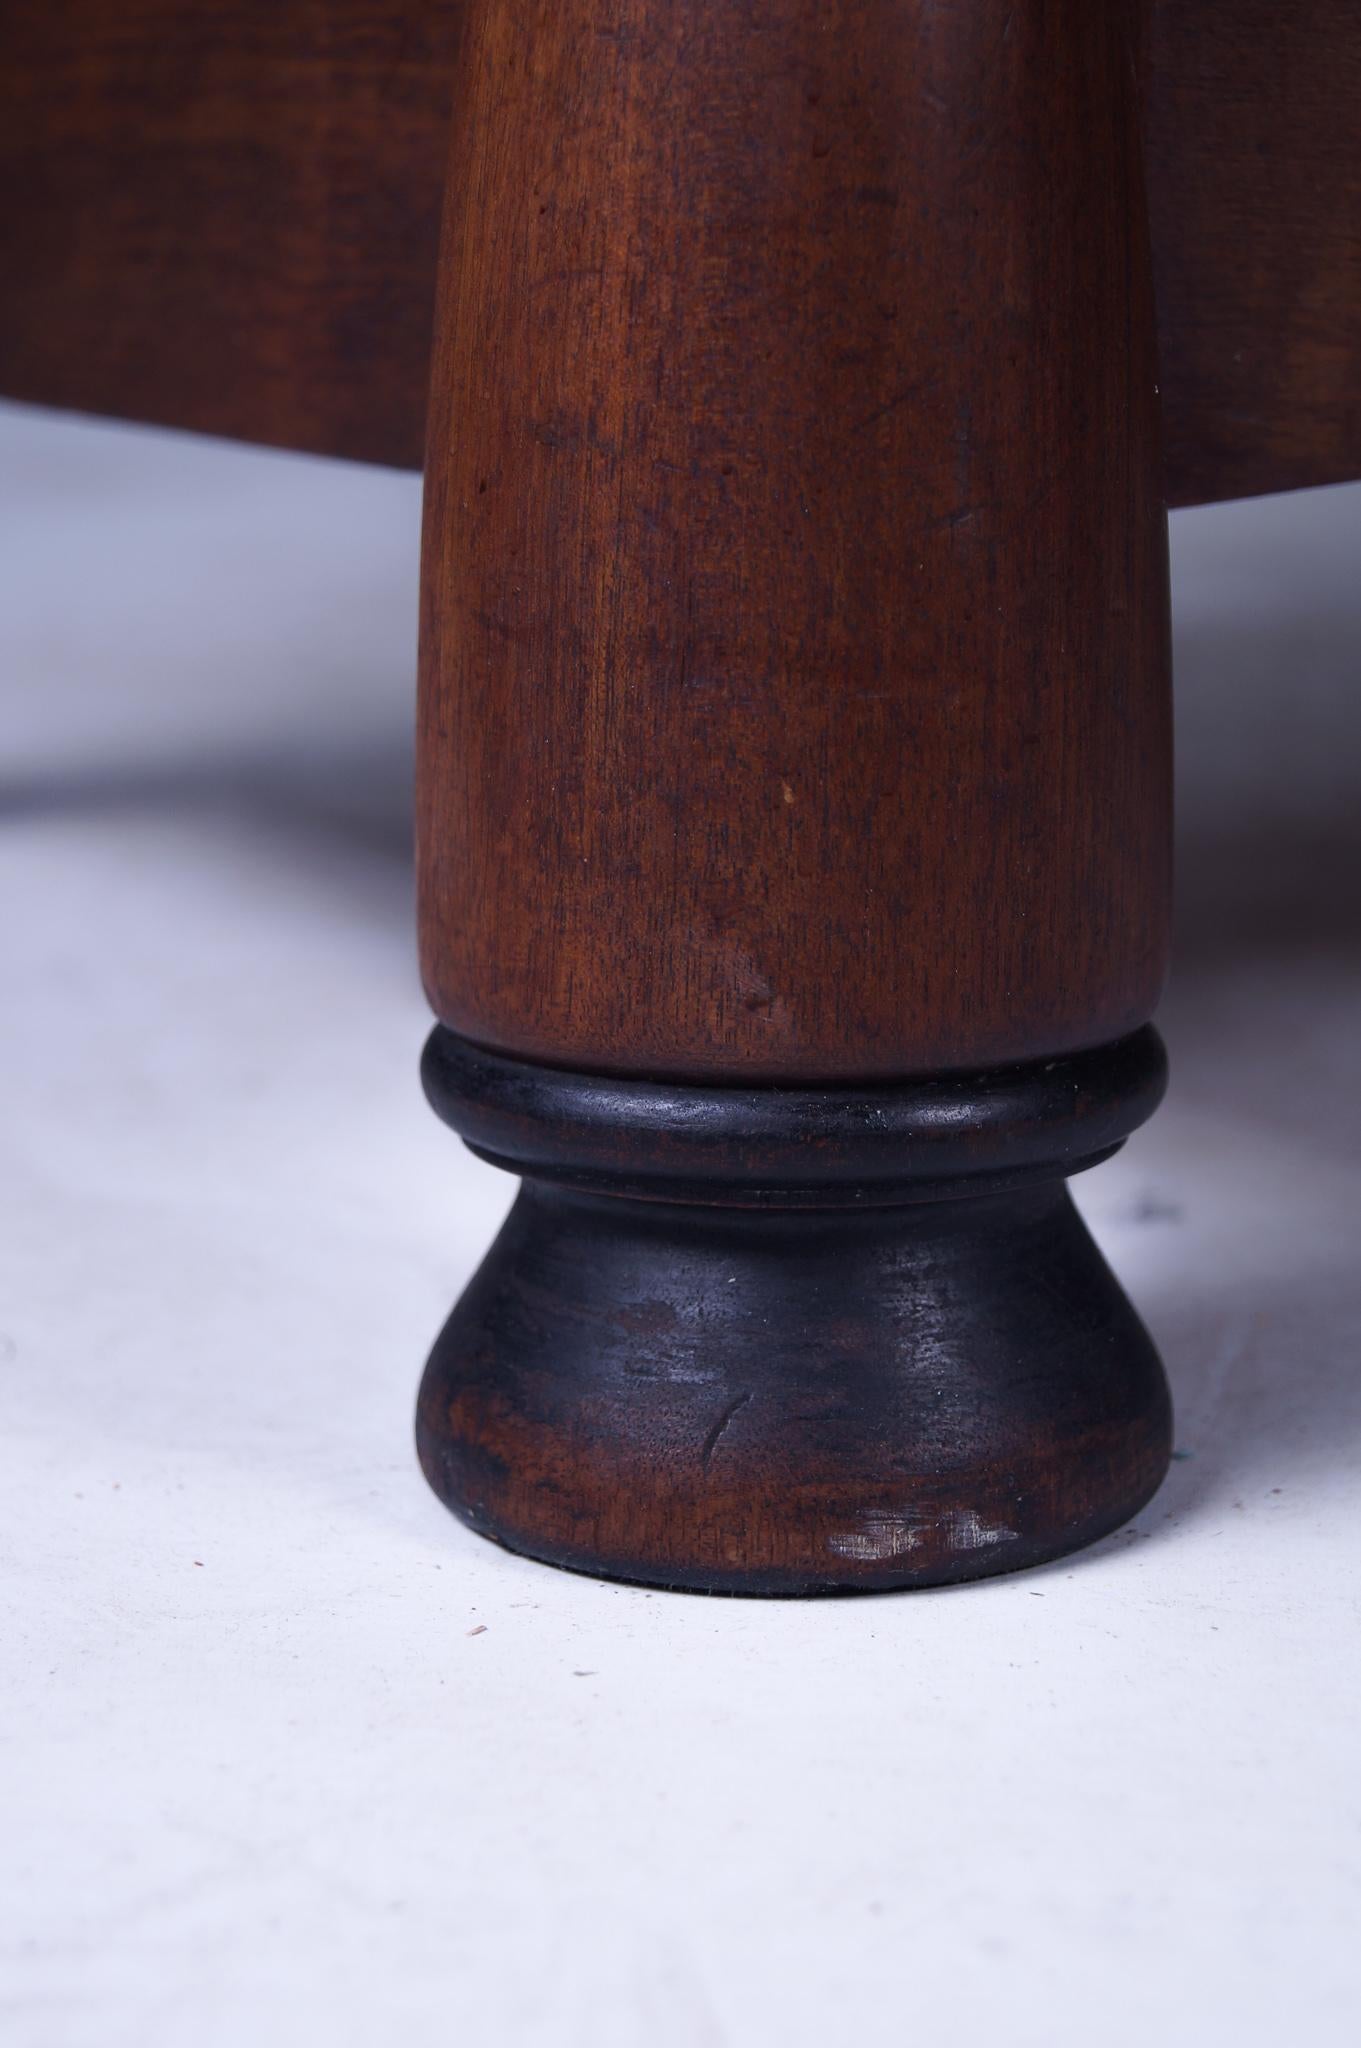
[417,0,1171,1082]
[1147,0,1361,506]
[2,1,1359,504]
[0,0,461,466]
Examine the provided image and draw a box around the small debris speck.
[467,1624,487,1636]
[573,1670,596,1678]
[193,1560,204,1568]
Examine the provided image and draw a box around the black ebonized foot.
[416,1027,1172,1595]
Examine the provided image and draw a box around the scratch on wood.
[700,1390,752,1473]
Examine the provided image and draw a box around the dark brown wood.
[419,1022,1170,1211]
[417,0,1171,1081]
[0,0,461,467]
[1146,0,1361,507]
[416,1026,1172,1594]
[412,0,1175,1591]
[3,1,1360,506]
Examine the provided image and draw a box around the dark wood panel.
[0,0,1358,504]
[0,0,461,467]
[1147,0,1361,506]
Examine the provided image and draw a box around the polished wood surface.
[412,0,1178,1590]
[416,0,1170,1081]
[2,1,1359,507]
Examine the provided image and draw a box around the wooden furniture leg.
[414,0,1174,1593]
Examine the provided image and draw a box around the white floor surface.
[2,402,1359,2046]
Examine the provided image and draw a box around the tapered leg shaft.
[415,0,1173,1590]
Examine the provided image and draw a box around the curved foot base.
[415,1024,1173,1595]
[418,1181,1170,1594]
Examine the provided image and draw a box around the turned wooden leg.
[414,0,1173,1592]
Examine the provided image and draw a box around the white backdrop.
[2,401,1358,2046]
